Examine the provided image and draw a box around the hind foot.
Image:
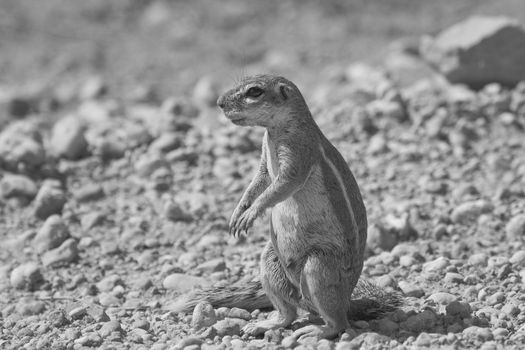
[242,315,293,336]
[293,324,341,340]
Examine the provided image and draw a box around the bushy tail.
[165,277,271,314]
[347,279,403,320]
[166,277,402,319]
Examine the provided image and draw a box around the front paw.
[229,202,250,237]
[231,205,259,238]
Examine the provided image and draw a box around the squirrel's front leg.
[233,143,314,234]
[230,148,270,237]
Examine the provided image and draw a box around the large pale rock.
[421,16,525,88]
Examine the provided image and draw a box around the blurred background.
[2,0,525,98]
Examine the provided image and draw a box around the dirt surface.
[1,1,525,349]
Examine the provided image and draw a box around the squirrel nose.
[217,96,225,109]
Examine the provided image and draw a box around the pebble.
[462,326,493,341]
[49,309,69,328]
[10,262,43,290]
[399,254,416,267]
[468,253,488,266]
[164,201,192,222]
[398,281,424,297]
[374,274,397,289]
[41,238,78,267]
[50,116,88,159]
[135,153,171,178]
[149,132,182,153]
[401,310,437,332]
[133,277,153,291]
[414,332,432,347]
[133,319,150,330]
[73,183,105,202]
[74,333,103,347]
[493,327,509,338]
[509,250,525,266]
[347,332,391,348]
[487,256,509,268]
[33,184,67,219]
[68,306,87,320]
[0,173,37,199]
[61,328,81,341]
[505,214,525,240]
[281,335,297,348]
[192,301,217,330]
[81,211,105,230]
[33,215,70,253]
[422,256,449,272]
[162,273,209,292]
[487,292,505,306]
[87,305,110,322]
[427,292,457,305]
[501,303,520,317]
[446,301,472,318]
[16,299,46,315]
[96,275,123,292]
[444,272,464,284]
[79,75,107,100]
[174,336,203,350]
[228,307,251,320]
[91,138,126,160]
[99,320,122,338]
[212,318,241,337]
[98,292,121,306]
[450,200,493,224]
[0,129,45,170]
[196,258,226,273]
[230,339,245,350]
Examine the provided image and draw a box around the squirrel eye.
[245,87,264,98]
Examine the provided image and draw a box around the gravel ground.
[0,59,524,350]
[1,2,525,349]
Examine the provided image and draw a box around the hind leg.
[293,254,352,339]
[242,242,299,336]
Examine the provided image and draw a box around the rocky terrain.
[1,2,525,350]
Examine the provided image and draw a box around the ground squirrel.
[170,74,401,339]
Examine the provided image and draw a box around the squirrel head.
[217,74,307,128]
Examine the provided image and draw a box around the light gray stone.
[41,238,78,267]
[33,215,69,253]
[50,116,88,160]
[10,262,43,290]
[421,16,525,88]
[506,214,525,240]
[191,301,217,330]
[0,173,37,199]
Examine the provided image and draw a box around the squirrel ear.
[276,83,290,101]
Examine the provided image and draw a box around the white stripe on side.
[318,144,359,247]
